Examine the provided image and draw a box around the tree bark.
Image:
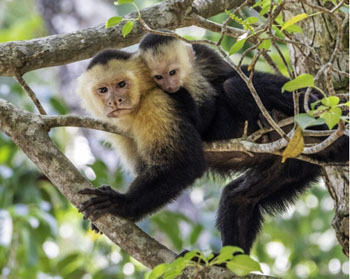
[0,0,245,76]
[284,0,349,256]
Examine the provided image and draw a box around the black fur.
[165,87,202,131]
[139,34,349,253]
[79,51,206,229]
[139,32,177,54]
[87,49,132,70]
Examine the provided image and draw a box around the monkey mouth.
[107,108,132,118]
[165,87,180,93]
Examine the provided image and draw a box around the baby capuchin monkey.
[138,34,235,137]
[76,49,206,226]
[138,33,276,142]
[138,33,318,141]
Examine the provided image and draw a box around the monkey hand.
[78,185,128,224]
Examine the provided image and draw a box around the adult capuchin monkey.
[138,33,349,254]
[76,49,206,226]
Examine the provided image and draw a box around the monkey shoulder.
[131,88,202,164]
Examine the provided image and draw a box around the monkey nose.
[167,87,177,93]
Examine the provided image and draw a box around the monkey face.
[140,42,194,94]
[94,77,137,118]
[151,65,182,93]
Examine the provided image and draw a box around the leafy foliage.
[148,246,261,279]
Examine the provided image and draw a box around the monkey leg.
[216,167,271,254]
[217,159,321,254]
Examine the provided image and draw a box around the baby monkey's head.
[139,33,194,93]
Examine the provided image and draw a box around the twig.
[41,115,131,137]
[242,120,249,139]
[216,0,252,46]
[302,121,346,154]
[204,135,347,167]
[325,65,336,96]
[14,74,47,115]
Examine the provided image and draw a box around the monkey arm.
[79,117,206,222]
[79,157,206,222]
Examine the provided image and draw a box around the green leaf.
[226,255,262,276]
[122,21,134,37]
[320,107,342,129]
[275,14,283,25]
[284,24,303,34]
[182,250,200,261]
[246,17,258,24]
[258,39,271,50]
[259,3,270,17]
[272,25,285,38]
[149,263,170,279]
[295,113,326,130]
[321,96,340,107]
[105,16,123,28]
[117,0,134,4]
[229,39,246,55]
[220,246,244,255]
[311,100,321,110]
[281,13,308,31]
[282,74,314,92]
[211,246,244,265]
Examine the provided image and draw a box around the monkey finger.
[78,188,101,195]
[79,187,116,196]
[91,209,110,222]
[90,223,101,234]
[79,196,110,212]
[83,200,113,219]
[99,185,114,192]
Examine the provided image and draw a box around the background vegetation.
[0,0,348,278]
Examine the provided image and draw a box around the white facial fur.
[141,41,194,93]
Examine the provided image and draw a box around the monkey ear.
[186,44,195,63]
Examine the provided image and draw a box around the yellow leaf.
[282,126,304,163]
[281,13,308,31]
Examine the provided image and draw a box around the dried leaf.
[282,126,304,163]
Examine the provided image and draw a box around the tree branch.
[0,0,245,76]
[0,98,176,269]
[0,99,281,279]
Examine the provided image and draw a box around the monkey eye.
[118,81,126,88]
[98,87,108,94]
[169,69,176,76]
[154,75,163,80]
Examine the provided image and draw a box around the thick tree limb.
[0,0,245,76]
[0,98,281,279]
[0,98,175,269]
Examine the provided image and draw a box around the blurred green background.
[0,0,348,278]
